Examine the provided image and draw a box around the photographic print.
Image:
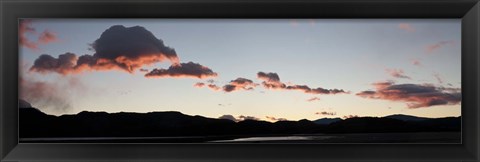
[18,19,461,143]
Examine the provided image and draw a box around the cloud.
[222,78,258,92]
[19,20,39,50]
[398,23,415,32]
[265,116,288,122]
[194,82,206,88]
[19,76,87,113]
[38,30,58,44]
[386,68,411,79]
[426,40,455,53]
[434,73,443,84]
[257,71,348,95]
[411,59,422,66]
[195,78,258,92]
[30,53,78,74]
[356,81,461,108]
[257,72,286,89]
[315,111,337,116]
[19,20,58,50]
[145,62,218,79]
[307,97,320,102]
[30,25,199,75]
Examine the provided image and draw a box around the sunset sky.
[19,19,461,121]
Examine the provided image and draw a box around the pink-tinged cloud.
[426,40,455,53]
[194,82,206,88]
[398,23,415,32]
[315,111,337,116]
[31,25,218,78]
[257,71,348,95]
[265,116,288,122]
[19,20,59,50]
[356,81,461,108]
[30,25,193,75]
[222,78,258,92]
[386,68,411,79]
[19,20,39,50]
[145,62,218,79]
[195,78,258,92]
[343,115,359,119]
[19,76,86,112]
[38,30,58,44]
[411,59,422,66]
[307,97,320,102]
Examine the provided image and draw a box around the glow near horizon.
[19,19,461,121]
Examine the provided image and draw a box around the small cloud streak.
[307,97,321,102]
[257,71,348,95]
[356,81,461,108]
[195,78,258,92]
[386,68,411,79]
[411,59,422,66]
[398,23,415,32]
[145,62,218,79]
[38,30,58,44]
[315,111,337,116]
[434,73,443,84]
[426,40,455,53]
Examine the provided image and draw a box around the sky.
[19,19,462,122]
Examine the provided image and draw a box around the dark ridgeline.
[19,99,460,139]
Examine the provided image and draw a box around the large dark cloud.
[30,25,217,78]
[145,62,217,79]
[257,71,348,95]
[30,53,78,74]
[356,81,461,108]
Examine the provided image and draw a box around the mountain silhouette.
[313,118,342,125]
[385,114,431,121]
[19,100,461,139]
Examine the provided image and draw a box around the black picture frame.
[1,0,479,161]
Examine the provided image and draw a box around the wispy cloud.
[426,40,455,53]
[356,81,461,108]
[257,71,349,95]
[315,111,337,116]
[411,59,422,67]
[386,68,411,79]
[307,97,321,102]
[19,20,58,51]
[398,23,415,32]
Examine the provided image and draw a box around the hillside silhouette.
[19,100,460,139]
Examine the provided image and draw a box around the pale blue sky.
[20,19,461,121]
